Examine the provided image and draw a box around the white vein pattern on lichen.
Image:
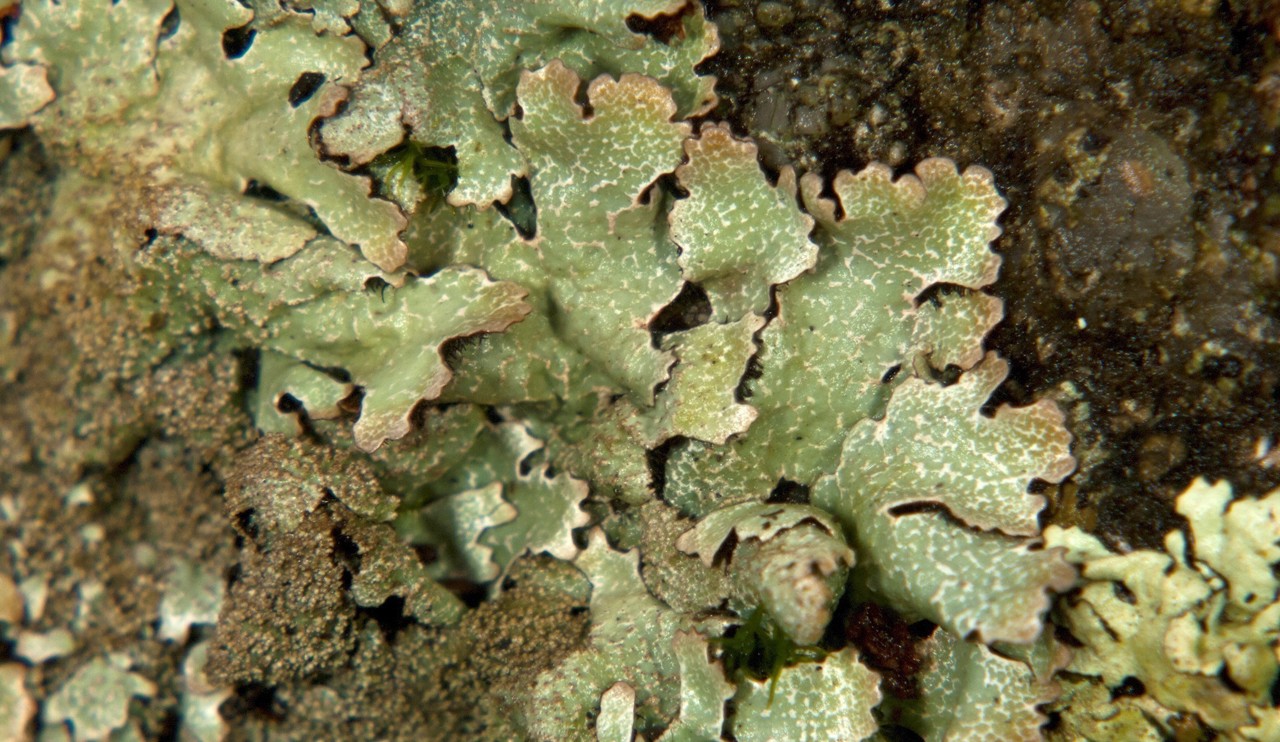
[2,0,409,268]
[0,1,1085,739]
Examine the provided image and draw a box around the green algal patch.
[710,607,827,693]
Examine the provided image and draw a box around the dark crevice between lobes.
[765,478,810,505]
[158,5,180,41]
[242,179,287,202]
[496,175,537,239]
[289,72,326,108]
[734,304,770,404]
[646,435,686,500]
[624,4,695,45]
[649,281,712,342]
[221,24,255,60]
[360,595,410,644]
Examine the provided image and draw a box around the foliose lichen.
[0,0,1090,739]
[1046,478,1280,741]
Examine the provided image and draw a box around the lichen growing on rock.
[0,0,1087,739]
[1046,478,1280,741]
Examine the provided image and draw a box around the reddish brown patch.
[844,602,925,698]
